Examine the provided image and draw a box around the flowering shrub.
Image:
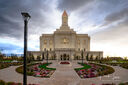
[75,63,114,78]
[16,63,56,78]
[60,62,70,64]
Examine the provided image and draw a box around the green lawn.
[38,63,56,70]
[75,62,91,71]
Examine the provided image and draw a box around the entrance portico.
[60,54,69,60]
[55,48,75,60]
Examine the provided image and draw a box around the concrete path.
[0,61,128,85]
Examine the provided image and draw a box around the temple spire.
[62,10,68,16]
[62,10,68,26]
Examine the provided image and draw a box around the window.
[44,40,47,44]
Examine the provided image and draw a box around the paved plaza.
[0,61,128,85]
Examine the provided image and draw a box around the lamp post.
[21,12,31,85]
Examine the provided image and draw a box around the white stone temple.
[28,11,103,60]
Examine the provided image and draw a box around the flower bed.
[75,62,114,78]
[16,63,56,78]
[60,61,70,64]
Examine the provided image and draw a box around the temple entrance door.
[60,54,69,60]
[63,54,66,60]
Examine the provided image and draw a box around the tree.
[107,56,110,61]
[37,56,41,61]
[27,56,31,63]
[54,53,56,60]
[86,53,89,61]
[95,56,98,60]
[124,57,127,60]
[90,55,93,61]
[42,52,44,60]
[81,50,84,64]
[31,54,35,61]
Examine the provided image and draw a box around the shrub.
[119,82,128,85]
[0,80,6,85]
[120,63,128,69]
[27,72,34,76]
[6,82,15,85]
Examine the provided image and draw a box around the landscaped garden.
[75,62,115,78]
[16,62,56,78]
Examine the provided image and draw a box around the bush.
[91,63,115,76]
[119,82,128,85]
[120,63,128,69]
[6,82,15,85]
[27,72,34,76]
[16,66,23,74]
[0,80,6,85]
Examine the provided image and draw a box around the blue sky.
[0,0,128,57]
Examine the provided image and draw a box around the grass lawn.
[75,62,91,71]
[38,63,56,70]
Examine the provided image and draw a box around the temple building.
[28,11,103,60]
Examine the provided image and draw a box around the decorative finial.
[62,10,68,16]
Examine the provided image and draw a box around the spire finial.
[62,10,68,16]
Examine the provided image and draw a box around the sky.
[0,0,128,57]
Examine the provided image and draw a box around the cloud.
[102,7,128,26]
[57,0,94,11]
[0,0,53,39]
[91,17,128,57]
[0,42,23,54]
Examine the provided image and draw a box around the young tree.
[95,56,98,61]
[107,56,110,61]
[90,55,93,61]
[27,56,31,63]
[86,53,89,61]
[31,54,35,61]
[37,56,41,61]
[81,50,84,64]
[42,52,44,60]
[54,53,56,60]
[124,57,127,60]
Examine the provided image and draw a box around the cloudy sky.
[0,0,128,57]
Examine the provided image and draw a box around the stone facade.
[28,11,103,60]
